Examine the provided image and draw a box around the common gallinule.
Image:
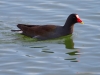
[12,13,84,40]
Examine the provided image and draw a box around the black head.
[67,14,78,24]
[64,13,83,27]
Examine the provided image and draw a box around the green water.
[0,0,100,75]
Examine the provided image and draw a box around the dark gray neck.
[63,21,75,34]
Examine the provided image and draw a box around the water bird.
[12,13,84,40]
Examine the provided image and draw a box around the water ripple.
[0,0,100,75]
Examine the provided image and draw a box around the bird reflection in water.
[64,35,74,49]
[64,35,80,62]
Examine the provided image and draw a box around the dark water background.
[0,0,100,75]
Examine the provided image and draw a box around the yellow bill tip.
[80,22,84,24]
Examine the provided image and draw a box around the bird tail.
[11,30,21,32]
[11,30,22,33]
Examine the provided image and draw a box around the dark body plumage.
[12,14,83,40]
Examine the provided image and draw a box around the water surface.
[0,0,100,75]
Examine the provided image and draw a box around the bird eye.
[73,17,75,19]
